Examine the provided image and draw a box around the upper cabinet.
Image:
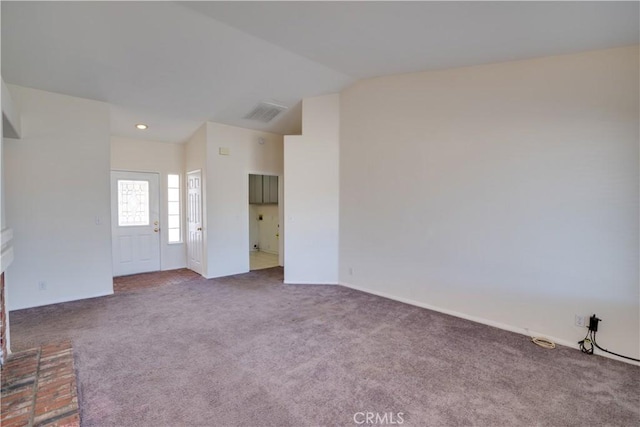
[249,174,263,204]
[249,174,278,204]
[263,175,278,204]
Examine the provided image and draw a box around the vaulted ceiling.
[2,1,638,142]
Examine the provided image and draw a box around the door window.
[117,180,150,226]
[167,174,181,243]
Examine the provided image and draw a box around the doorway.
[186,170,204,275]
[111,171,160,276]
[248,173,280,270]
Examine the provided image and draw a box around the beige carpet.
[9,267,640,426]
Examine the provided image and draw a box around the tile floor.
[250,250,279,270]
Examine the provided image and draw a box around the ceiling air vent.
[244,102,287,123]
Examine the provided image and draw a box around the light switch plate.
[219,147,230,155]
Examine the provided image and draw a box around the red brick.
[2,342,79,427]
[38,374,75,386]
[2,394,34,411]
[40,412,80,427]
[35,401,77,420]
[41,360,73,369]
[0,403,33,420]
[114,268,199,292]
[36,388,74,402]
[1,388,34,406]
[34,405,78,424]
[1,414,31,427]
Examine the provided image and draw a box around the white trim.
[1,228,13,247]
[9,290,114,312]
[2,79,21,139]
[0,247,14,275]
[0,229,14,274]
[340,281,640,366]
[260,249,279,255]
[284,281,338,285]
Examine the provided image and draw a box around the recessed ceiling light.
[135,123,148,130]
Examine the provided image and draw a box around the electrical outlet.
[575,314,586,328]
[38,281,47,291]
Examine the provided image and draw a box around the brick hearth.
[113,267,199,293]
[1,341,80,427]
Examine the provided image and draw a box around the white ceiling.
[2,1,638,143]
[190,1,640,78]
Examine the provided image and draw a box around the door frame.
[110,170,161,277]
[246,171,284,269]
[186,169,204,275]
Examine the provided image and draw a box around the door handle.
[154,228,159,233]
[197,227,202,231]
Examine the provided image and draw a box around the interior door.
[111,171,161,276]
[187,170,203,275]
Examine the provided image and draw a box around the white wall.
[340,46,639,359]
[205,122,283,277]
[284,94,340,284]
[1,75,15,352]
[185,124,207,174]
[249,203,280,254]
[4,85,113,310]
[111,136,186,271]
[2,77,21,230]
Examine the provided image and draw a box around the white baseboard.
[340,281,639,366]
[160,264,187,271]
[260,249,279,255]
[284,281,338,285]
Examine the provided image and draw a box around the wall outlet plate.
[575,314,586,328]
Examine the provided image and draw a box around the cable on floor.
[531,336,556,349]
[579,329,639,362]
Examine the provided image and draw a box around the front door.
[111,171,161,276]
[187,170,203,275]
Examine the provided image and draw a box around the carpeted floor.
[9,267,640,426]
